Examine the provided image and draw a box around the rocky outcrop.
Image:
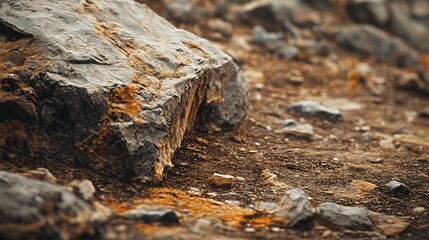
[0,0,247,181]
[0,171,106,239]
[346,0,429,53]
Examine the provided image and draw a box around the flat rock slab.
[317,202,373,230]
[0,171,104,239]
[287,100,342,122]
[0,0,247,181]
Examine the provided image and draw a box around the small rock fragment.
[275,123,314,139]
[125,206,179,224]
[379,138,395,149]
[191,218,212,233]
[209,173,235,187]
[287,100,342,122]
[286,70,305,85]
[274,188,313,227]
[412,207,425,214]
[277,44,299,60]
[255,201,279,213]
[361,132,372,142]
[385,180,410,194]
[187,187,202,197]
[21,168,57,184]
[68,179,96,201]
[224,200,241,206]
[251,25,284,50]
[317,202,373,230]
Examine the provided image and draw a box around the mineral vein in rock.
[0,0,248,181]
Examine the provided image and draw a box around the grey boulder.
[336,24,419,67]
[0,0,247,181]
[0,171,106,240]
[317,202,373,230]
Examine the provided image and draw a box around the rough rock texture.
[317,202,373,230]
[347,0,429,53]
[0,0,248,181]
[274,188,313,227]
[287,100,342,122]
[336,24,419,67]
[0,171,105,239]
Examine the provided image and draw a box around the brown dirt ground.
[1,1,429,239]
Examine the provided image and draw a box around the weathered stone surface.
[124,205,179,224]
[22,168,58,184]
[347,0,429,53]
[274,188,313,227]
[68,179,96,201]
[336,24,419,67]
[275,123,315,139]
[287,100,342,122]
[0,171,105,239]
[385,180,410,194]
[0,0,247,181]
[317,202,373,230]
[209,173,235,187]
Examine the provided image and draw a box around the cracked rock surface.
[0,171,105,240]
[0,0,248,181]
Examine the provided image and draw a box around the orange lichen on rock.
[103,187,295,231]
[107,85,143,123]
[104,187,255,227]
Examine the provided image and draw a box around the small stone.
[283,119,298,127]
[412,207,425,214]
[67,179,96,201]
[191,218,212,233]
[224,200,241,206]
[277,44,299,60]
[255,201,278,213]
[251,25,284,50]
[207,18,233,39]
[124,206,179,224]
[245,227,255,232]
[271,227,281,232]
[21,168,57,184]
[287,100,342,122]
[379,139,395,149]
[385,180,410,194]
[275,123,314,139]
[206,192,218,197]
[321,230,332,238]
[361,132,372,142]
[317,202,373,230]
[236,176,246,181]
[286,70,305,85]
[209,173,235,187]
[187,187,202,197]
[370,158,384,164]
[274,188,313,227]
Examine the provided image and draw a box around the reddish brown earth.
[1,1,429,239]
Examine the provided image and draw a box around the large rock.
[0,171,105,239]
[0,0,247,181]
[317,202,373,230]
[336,24,419,67]
[346,0,429,53]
